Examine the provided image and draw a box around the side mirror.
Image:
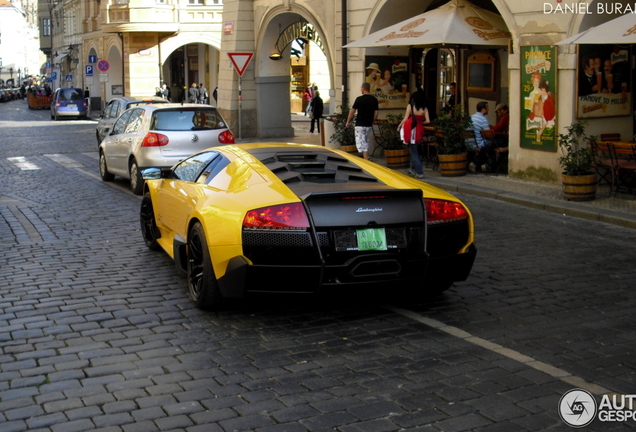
[141,168,163,180]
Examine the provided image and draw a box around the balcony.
[101,0,224,33]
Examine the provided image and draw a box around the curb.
[423,176,636,230]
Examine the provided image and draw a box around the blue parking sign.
[86,65,94,76]
[51,71,57,80]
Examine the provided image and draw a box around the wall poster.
[364,56,409,110]
[576,44,631,118]
[520,45,557,152]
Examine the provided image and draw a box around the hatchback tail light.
[243,203,309,230]
[141,133,169,147]
[218,130,235,144]
[425,199,468,225]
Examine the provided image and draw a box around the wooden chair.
[607,142,636,197]
[420,126,438,169]
[600,133,621,142]
[372,119,388,157]
[590,140,613,188]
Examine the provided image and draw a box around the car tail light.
[141,133,169,147]
[218,130,235,144]
[425,199,468,225]
[243,203,309,230]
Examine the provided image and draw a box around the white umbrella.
[557,13,636,44]
[344,0,511,48]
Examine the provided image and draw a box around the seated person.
[481,104,510,172]
[468,101,490,173]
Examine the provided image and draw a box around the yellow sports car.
[140,143,476,309]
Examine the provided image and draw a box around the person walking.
[161,83,170,100]
[199,83,208,104]
[188,83,199,103]
[345,82,379,160]
[309,91,324,133]
[398,88,430,179]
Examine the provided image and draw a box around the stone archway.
[256,11,334,138]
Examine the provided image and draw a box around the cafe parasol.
[344,0,511,48]
[557,13,636,45]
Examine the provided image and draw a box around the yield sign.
[228,52,254,77]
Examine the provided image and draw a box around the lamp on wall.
[269,23,283,60]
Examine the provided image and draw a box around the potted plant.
[432,106,473,176]
[382,113,409,168]
[327,104,357,155]
[558,120,597,201]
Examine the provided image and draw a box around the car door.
[113,108,145,176]
[104,109,134,174]
[155,151,222,236]
[98,100,120,141]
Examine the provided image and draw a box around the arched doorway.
[162,43,220,104]
[257,12,333,138]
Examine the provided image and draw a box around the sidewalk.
[237,113,636,230]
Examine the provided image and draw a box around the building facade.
[39,0,636,184]
[0,0,42,86]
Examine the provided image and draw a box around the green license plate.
[356,228,387,251]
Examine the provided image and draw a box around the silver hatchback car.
[96,96,168,144]
[98,104,235,194]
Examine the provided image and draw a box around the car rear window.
[59,88,83,101]
[151,108,226,131]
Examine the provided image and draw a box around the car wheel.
[187,222,222,310]
[140,193,161,251]
[129,159,143,195]
[99,151,115,181]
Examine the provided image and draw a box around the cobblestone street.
[1,101,635,431]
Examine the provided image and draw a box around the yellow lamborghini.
[139,143,476,309]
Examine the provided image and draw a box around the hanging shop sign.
[275,22,325,55]
[520,45,557,152]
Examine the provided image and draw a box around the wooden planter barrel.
[385,148,410,168]
[340,144,360,157]
[562,173,597,201]
[438,153,467,177]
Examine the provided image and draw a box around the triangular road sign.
[228,52,254,77]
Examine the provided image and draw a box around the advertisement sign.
[364,56,410,110]
[520,45,557,152]
[576,44,632,118]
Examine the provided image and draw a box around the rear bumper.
[216,246,475,298]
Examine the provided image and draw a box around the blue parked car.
[50,88,87,120]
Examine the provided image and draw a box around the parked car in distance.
[96,96,169,144]
[139,143,477,309]
[50,88,87,120]
[99,103,235,195]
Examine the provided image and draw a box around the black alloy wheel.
[140,193,161,251]
[187,222,222,310]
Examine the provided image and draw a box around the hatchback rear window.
[151,109,226,131]
[58,88,83,101]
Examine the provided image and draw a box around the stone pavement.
[244,114,636,230]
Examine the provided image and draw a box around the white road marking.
[7,157,41,170]
[44,153,84,168]
[385,305,613,396]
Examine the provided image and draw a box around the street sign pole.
[238,76,242,139]
[227,52,253,141]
